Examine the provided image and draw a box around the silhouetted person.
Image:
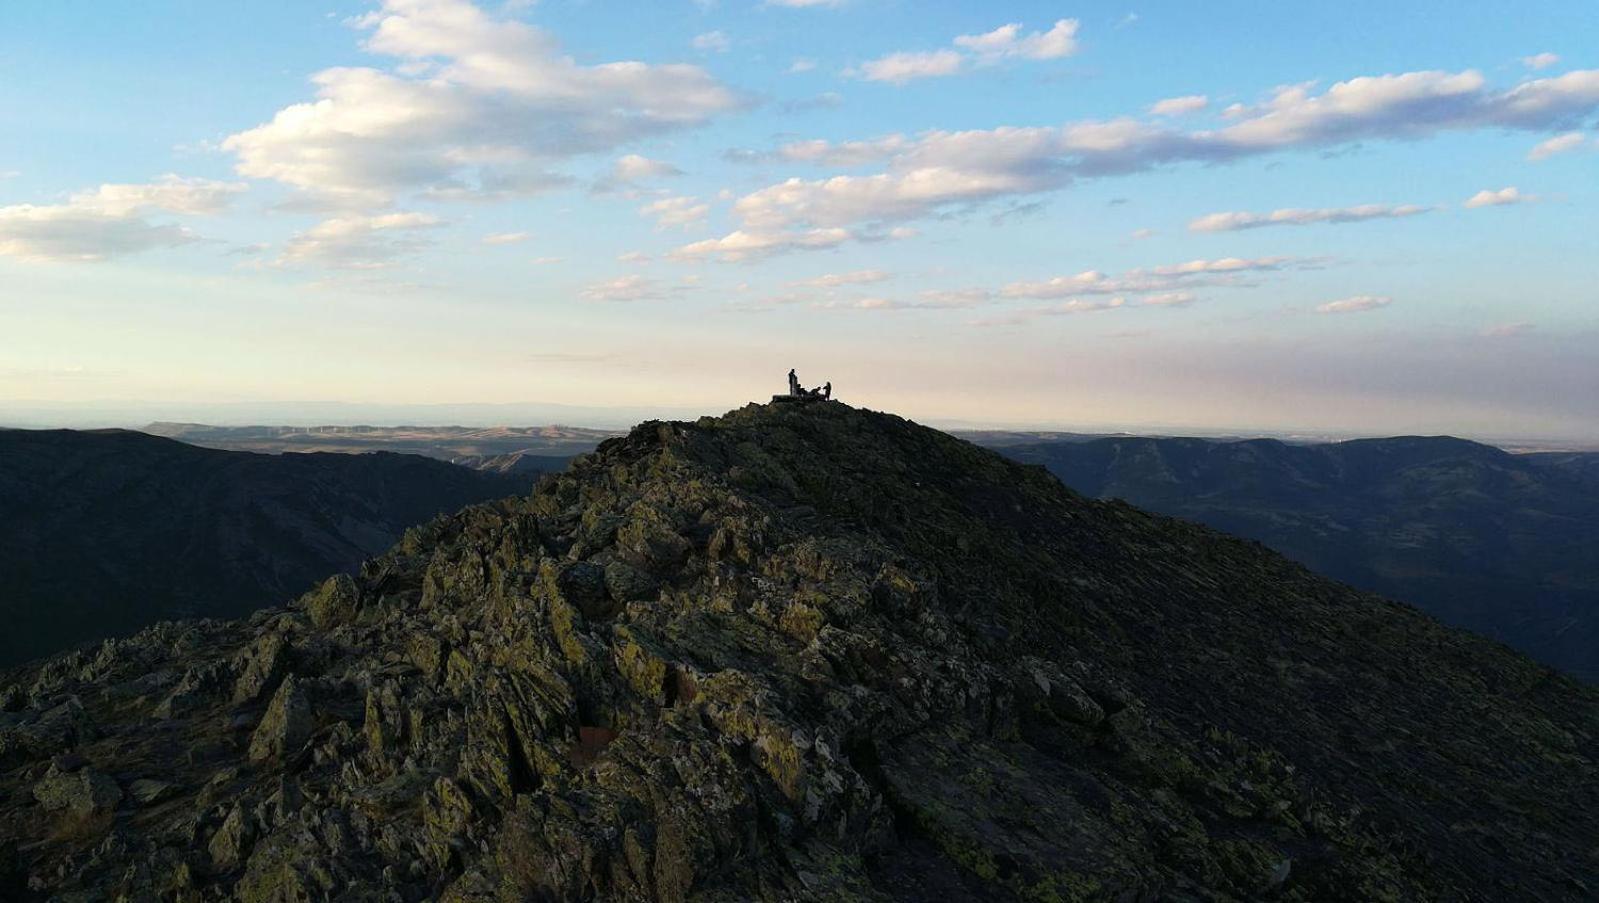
[822,382,831,400]
[788,369,800,396]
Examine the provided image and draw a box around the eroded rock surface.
[1,402,1595,901]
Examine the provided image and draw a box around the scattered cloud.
[1189,203,1432,232]
[278,212,443,269]
[530,256,562,265]
[710,68,1599,253]
[793,269,891,287]
[1001,256,1318,303]
[594,154,685,194]
[789,58,817,73]
[671,227,850,262]
[223,0,742,207]
[481,231,531,244]
[580,274,674,302]
[1316,294,1391,314]
[1463,186,1531,208]
[692,30,730,53]
[855,50,965,85]
[1522,52,1560,70]
[854,19,1078,85]
[1149,94,1207,116]
[640,195,710,229]
[0,175,244,262]
[953,20,1079,62]
[617,250,651,263]
[1139,290,1195,306]
[1130,227,1155,239]
[1527,131,1588,160]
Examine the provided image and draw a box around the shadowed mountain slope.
[1,404,1595,900]
[995,435,1599,681]
[0,428,540,666]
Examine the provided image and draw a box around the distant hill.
[992,435,1599,680]
[4,403,1595,899]
[142,422,616,465]
[0,429,549,666]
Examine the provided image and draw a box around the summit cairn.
[774,368,833,403]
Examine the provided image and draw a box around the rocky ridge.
[1,402,1595,901]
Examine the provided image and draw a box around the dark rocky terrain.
[2,403,1595,901]
[0,429,541,667]
[996,436,1599,681]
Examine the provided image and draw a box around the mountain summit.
[2,402,1595,900]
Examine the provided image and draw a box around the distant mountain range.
[992,435,1599,680]
[0,428,549,666]
[142,422,619,469]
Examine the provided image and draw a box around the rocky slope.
[996,435,1599,681]
[1,403,1595,901]
[0,429,539,666]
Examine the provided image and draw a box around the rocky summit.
[1,402,1596,901]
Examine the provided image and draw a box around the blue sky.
[2,0,1596,439]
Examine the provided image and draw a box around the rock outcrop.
[0,402,1595,900]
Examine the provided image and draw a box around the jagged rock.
[2,401,1597,901]
[32,764,121,817]
[208,803,253,871]
[300,574,361,630]
[248,675,312,764]
[128,778,176,806]
[232,632,289,704]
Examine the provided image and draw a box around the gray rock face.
[0,402,1596,901]
[247,675,312,764]
[32,765,120,817]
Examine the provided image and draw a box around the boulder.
[248,675,312,764]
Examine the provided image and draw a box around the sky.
[2,0,1596,440]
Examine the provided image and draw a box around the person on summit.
[822,381,832,400]
[788,368,801,396]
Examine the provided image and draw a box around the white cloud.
[581,274,664,302]
[793,269,891,287]
[1463,186,1531,208]
[789,58,817,73]
[278,212,443,269]
[1522,52,1560,70]
[856,19,1078,86]
[766,0,843,7]
[856,50,964,85]
[611,154,684,184]
[1189,203,1431,232]
[954,20,1079,61]
[692,30,730,53]
[711,68,1599,252]
[0,175,244,263]
[1139,291,1195,306]
[1316,295,1391,314]
[617,250,651,263]
[531,256,562,265]
[670,227,851,262]
[1149,94,1208,116]
[481,231,531,244]
[640,195,710,229]
[1527,131,1588,160]
[1002,256,1311,300]
[223,0,741,206]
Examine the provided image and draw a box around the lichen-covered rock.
[32,764,120,817]
[2,401,1597,901]
[248,674,312,764]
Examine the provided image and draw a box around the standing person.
[822,382,832,400]
[788,369,800,396]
